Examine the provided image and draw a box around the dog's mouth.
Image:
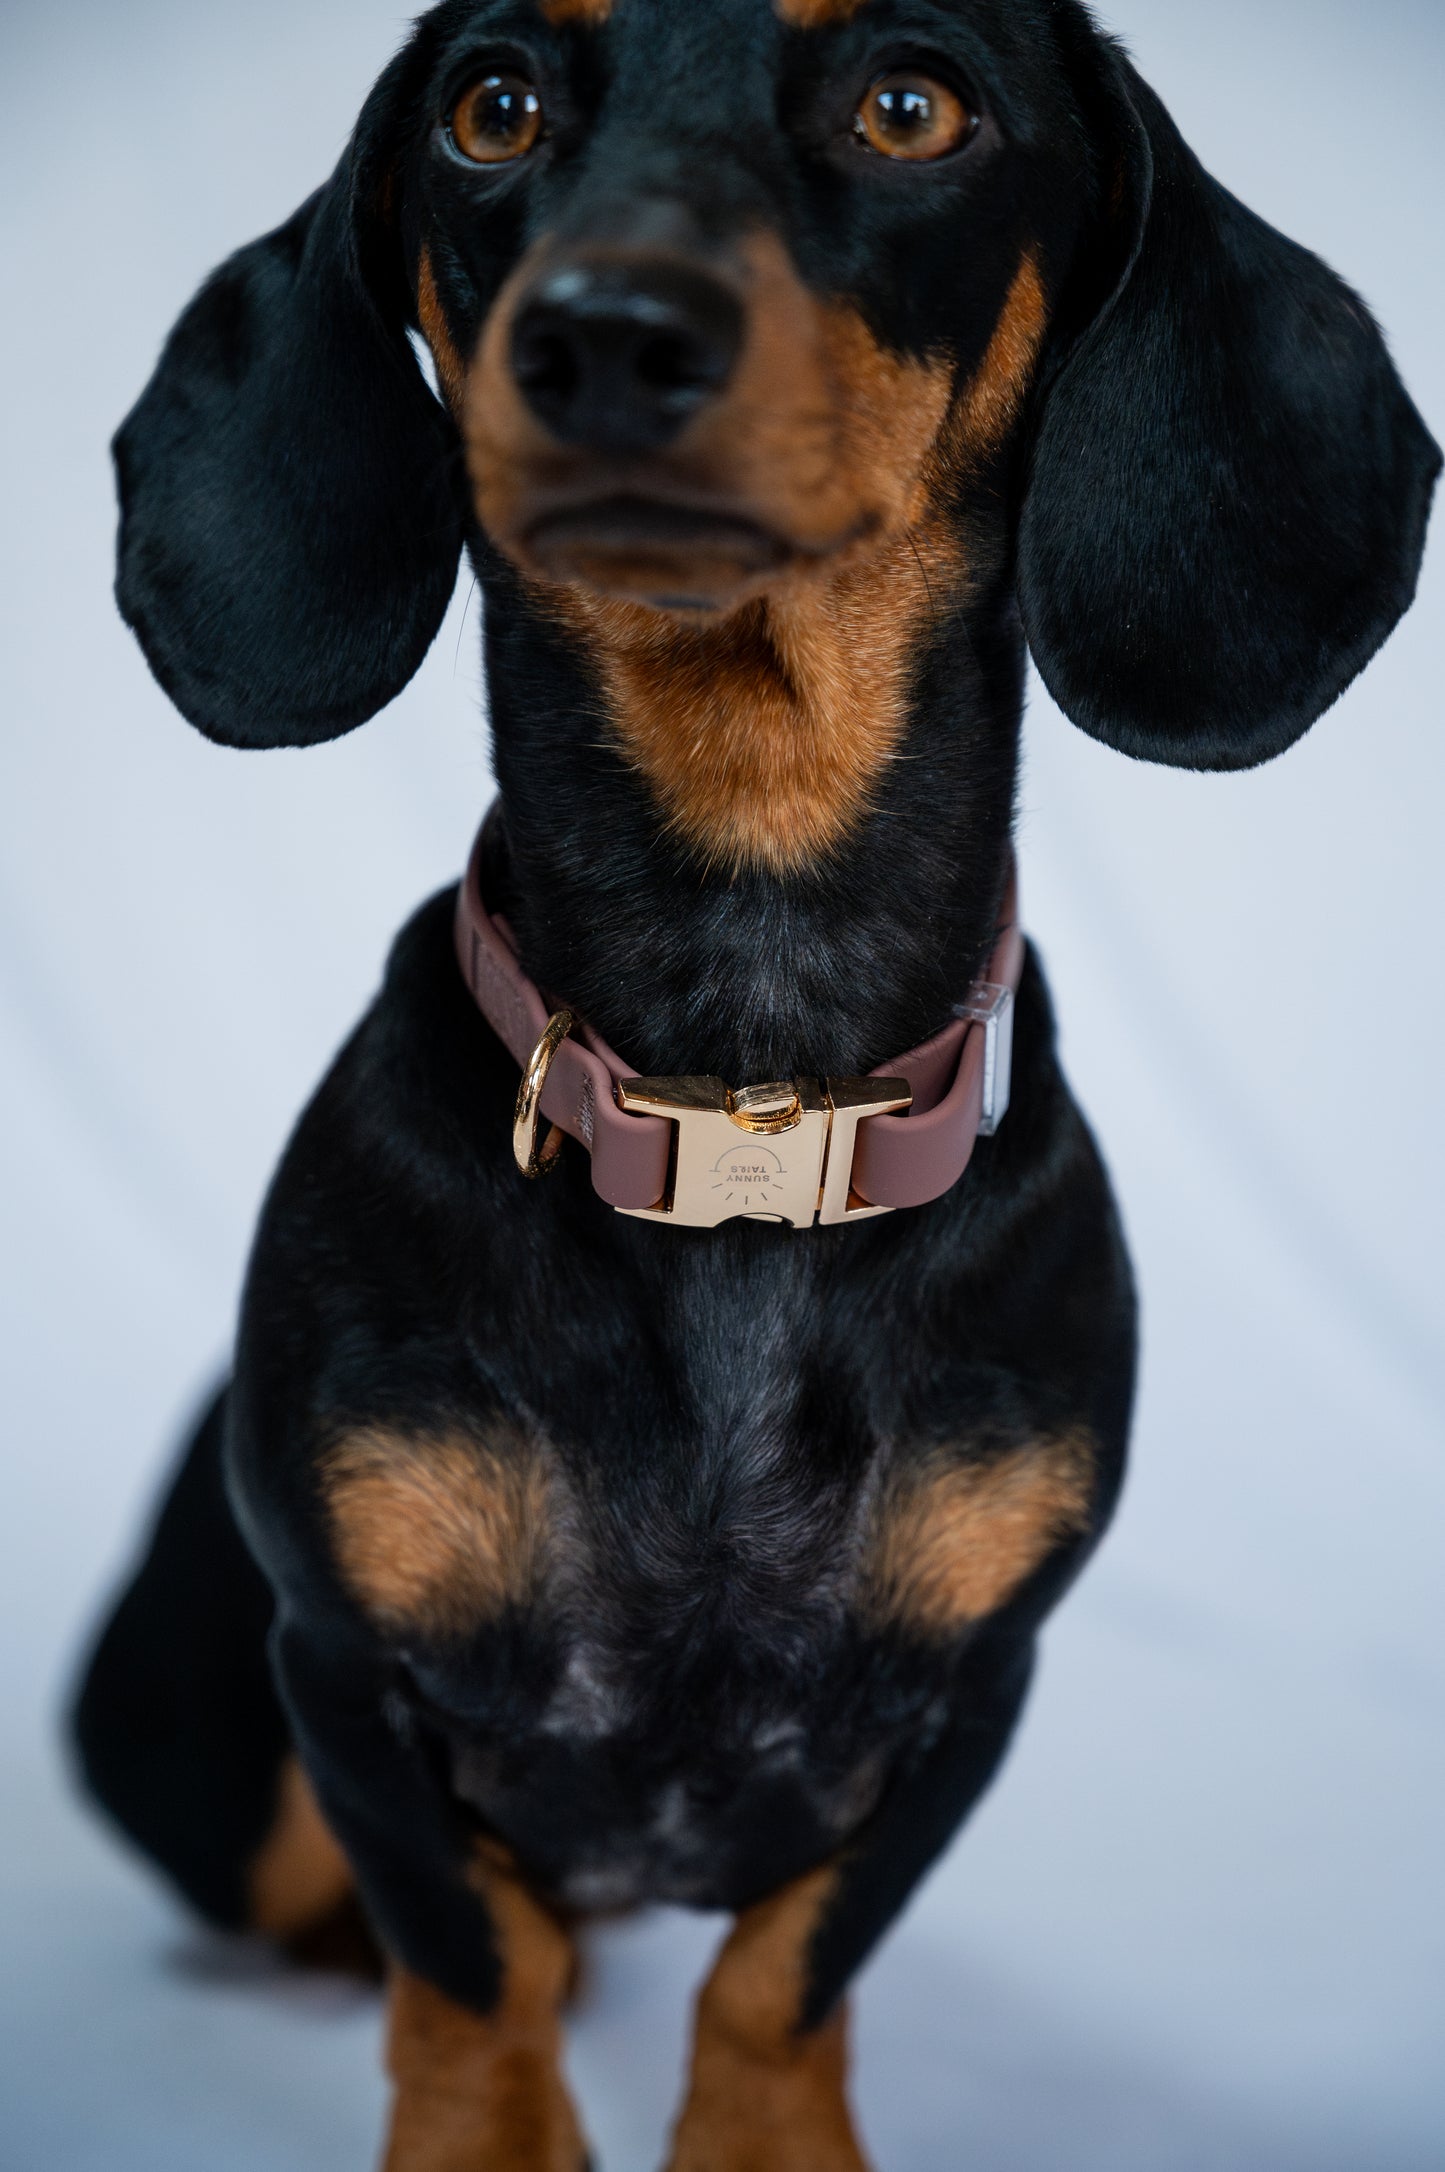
[520,493,791,614]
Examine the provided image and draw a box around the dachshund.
[73,2,1438,2167]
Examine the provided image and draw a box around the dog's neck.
[475,553,1025,1085]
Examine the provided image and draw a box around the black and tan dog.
[74,2,1438,2166]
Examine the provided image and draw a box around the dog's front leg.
[383,1850,584,2172]
[273,1621,587,2172]
[665,1640,1035,2172]
[665,1862,871,2172]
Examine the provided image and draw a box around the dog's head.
[117,0,1437,775]
[419,0,1077,622]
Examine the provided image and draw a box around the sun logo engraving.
[711,1142,788,1213]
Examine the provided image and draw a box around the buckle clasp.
[614,1074,911,1230]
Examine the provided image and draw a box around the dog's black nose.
[510,260,744,456]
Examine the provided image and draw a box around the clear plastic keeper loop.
[954,983,1015,1137]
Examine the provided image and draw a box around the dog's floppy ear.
[1018,52,1440,770]
[114,59,463,749]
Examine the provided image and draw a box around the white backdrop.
[1,3,1441,2168]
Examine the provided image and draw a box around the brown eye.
[451,74,544,165]
[854,73,976,162]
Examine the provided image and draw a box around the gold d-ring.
[513,1009,576,1179]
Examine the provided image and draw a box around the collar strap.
[454,826,1025,1229]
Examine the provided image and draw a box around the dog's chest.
[449,1647,911,1914]
[357,1245,1093,1911]
[432,1415,947,1912]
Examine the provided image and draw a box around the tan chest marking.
[542,0,613,22]
[868,1430,1097,1637]
[321,1425,552,1640]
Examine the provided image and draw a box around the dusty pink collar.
[454,821,1024,1230]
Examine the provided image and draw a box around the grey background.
[1,2,1441,2167]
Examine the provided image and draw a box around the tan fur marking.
[542,0,612,23]
[500,242,963,873]
[321,1426,551,1640]
[544,517,958,875]
[870,1433,1096,1637]
[461,237,1047,873]
[774,0,872,25]
[417,247,468,414]
[466,233,955,578]
[950,252,1050,465]
[384,1847,584,2172]
[666,1865,870,2172]
[247,1754,354,1940]
[543,267,1050,873]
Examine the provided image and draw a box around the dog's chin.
[514,496,792,618]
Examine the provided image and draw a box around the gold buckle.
[614,1074,911,1230]
[513,1009,576,1179]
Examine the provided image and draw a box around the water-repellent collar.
[454,824,1024,1230]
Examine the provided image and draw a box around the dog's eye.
[450,74,544,165]
[853,73,977,162]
